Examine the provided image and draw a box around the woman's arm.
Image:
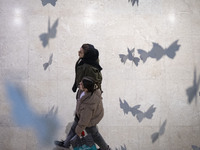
[75,106,93,135]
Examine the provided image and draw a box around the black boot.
[54,140,65,147]
[54,140,70,148]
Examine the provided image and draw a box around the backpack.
[85,65,102,89]
[76,64,102,90]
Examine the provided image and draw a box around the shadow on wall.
[41,0,57,6]
[43,53,53,70]
[151,120,167,143]
[119,48,140,66]
[39,17,59,48]
[128,0,139,6]
[119,98,156,123]
[119,40,181,66]
[5,81,60,146]
[192,145,200,150]
[186,67,200,104]
[138,40,181,63]
[115,144,127,150]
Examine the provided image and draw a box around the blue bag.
[70,134,97,150]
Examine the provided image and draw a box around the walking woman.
[72,43,103,93]
[56,77,111,150]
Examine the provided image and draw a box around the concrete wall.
[0,0,200,150]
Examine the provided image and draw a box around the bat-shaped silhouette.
[39,18,59,47]
[115,144,127,150]
[138,40,180,63]
[41,0,57,6]
[128,0,139,6]
[119,98,156,122]
[119,48,140,66]
[136,105,156,122]
[5,81,60,145]
[151,120,167,143]
[192,145,200,150]
[43,53,53,70]
[186,68,200,104]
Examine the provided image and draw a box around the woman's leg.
[85,126,109,150]
[63,120,78,147]
[55,116,78,148]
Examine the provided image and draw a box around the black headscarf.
[78,44,102,71]
[72,44,102,92]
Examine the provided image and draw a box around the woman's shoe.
[54,140,66,148]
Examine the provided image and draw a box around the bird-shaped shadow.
[119,98,141,115]
[151,120,167,143]
[136,105,156,123]
[119,98,156,123]
[186,68,200,104]
[41,0,57,6]
[119,48,140,66]
[138,40,181,63]
[39,17,59,48]
[128,0,139,6]
[5,81,60,145]
[192,145,200,150]
[115,144,127,150]
[43,53,53,70]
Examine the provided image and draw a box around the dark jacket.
[75,89,104,135]
[72,59,102,92]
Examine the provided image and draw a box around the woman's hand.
[77,130,85,137]
[77,132,81,137]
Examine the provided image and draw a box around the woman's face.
[79,81,84,90]
[78,48,84,58]
[79,81,88,92]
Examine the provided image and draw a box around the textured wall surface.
[0,0,200,150]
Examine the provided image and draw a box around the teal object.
[73,144,97,150]
[70,134,97,150]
